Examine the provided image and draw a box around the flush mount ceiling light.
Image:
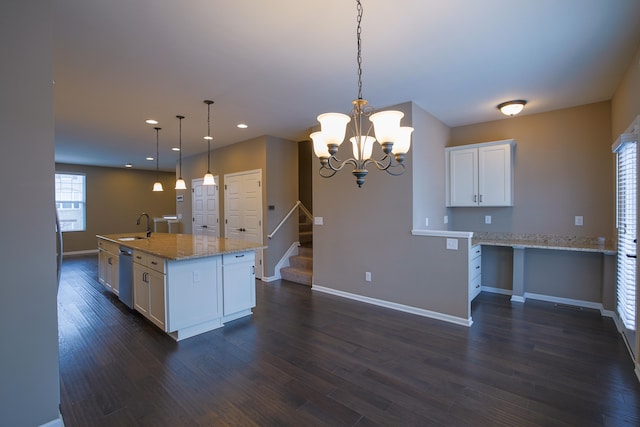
[125,163,133,168]
[497,100,527,116]
[145,119,158,125]
[202,100,216,186]
[310,0,413,188]
[175,115,187,190]
[237,123,248,129]
[152,127,164,192]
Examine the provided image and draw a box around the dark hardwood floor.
[58,255,640,426]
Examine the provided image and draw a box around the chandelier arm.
[319,166,338,179]
[366,156,407,176]
[327,155,357,172]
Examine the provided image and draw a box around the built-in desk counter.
[470,232,616,307]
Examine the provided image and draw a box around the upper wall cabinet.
[446,139,515,207]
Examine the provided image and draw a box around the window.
[55,173,86,232]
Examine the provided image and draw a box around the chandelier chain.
[356,0,363,100]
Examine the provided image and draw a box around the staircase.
[280,213,313,286]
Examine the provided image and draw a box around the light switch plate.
[314,216,323,225]
[446,238,458,250]
[485,215,492,224]
[365,272,371,282]
[444,215,448,224]
[425,217,429,227]
[575,215,583,226]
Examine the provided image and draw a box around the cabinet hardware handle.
[108,257,112,265]
[479,195,483,203]
[474,195,477,203]
[202,225,207,228]
[151,261,158,265]
[235,254,245,258]
[476,284,480,288]
[476,265,480,269]
[475,249,480,254]
[627,254,637,258]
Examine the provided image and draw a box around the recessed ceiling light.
[125,163,133,168]
[237,123,248,129]
[145,119,158,125]
[171,147,180,152]
[146,157,154,161]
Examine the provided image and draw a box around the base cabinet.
[469,245,482,301]
[222,252,256,318]
[133,251,166,330]
[98,240,119,295]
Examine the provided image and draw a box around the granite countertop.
[97,233,266,261]
[471,232,617,255]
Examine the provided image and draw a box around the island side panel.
[165,256,223,333]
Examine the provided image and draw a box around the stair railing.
[268,200,313,240]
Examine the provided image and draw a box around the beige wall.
[612,44,640,137]
[177,135,298,277]
[313,102,470,321]
[55,163,176,252]
[1,2,61,425]
[449,101,614,240]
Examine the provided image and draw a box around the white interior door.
[224,170,263,278]
[192,178,219,237]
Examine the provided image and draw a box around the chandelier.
[310,0,413,188]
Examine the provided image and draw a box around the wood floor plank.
[58,255,640,426]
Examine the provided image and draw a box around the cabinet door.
[98,250,107,286]
[478,144,512,206]
[133,264,149,316]
[110,256,120,295]
[148,270,166,330]
[223,261,256,316]
[449,148,478,207]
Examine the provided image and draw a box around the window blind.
[616,140,637,330]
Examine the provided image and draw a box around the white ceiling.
[53,0,640,171]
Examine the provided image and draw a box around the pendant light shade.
[203,100,216,186]
[152,127,164,192]
[175,115,187,190]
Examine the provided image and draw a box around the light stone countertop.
[471,232,617,255]
[97,233,266,261]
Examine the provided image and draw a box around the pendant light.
[202,100,216,186]
[152,127,164,192]
[175,115,187,190]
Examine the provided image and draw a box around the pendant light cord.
[155,127,161,180]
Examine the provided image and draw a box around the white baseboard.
[39,412,64,427]
[312,285,472,327]
[64,249,98,256]
[524,292,603,311]
[262,242,300,283]
[510,295,526,303]
[481,286,512,296]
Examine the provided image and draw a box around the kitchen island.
[97,233,265,341]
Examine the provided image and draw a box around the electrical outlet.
[444,215,448,224]
[365,272,372,282]
[193,270,201,283]
[446,238,458,250]
[314,216,323,225]
[575,215,583,226]
[425,217,429,227]
[485,215,492,224]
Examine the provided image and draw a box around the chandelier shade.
[310,0,413,187]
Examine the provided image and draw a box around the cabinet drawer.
[147,254,165,274]
[470,274,482,299]
[470,244,481,260]
[469,256,481,278]
[98,239,119,255]
[223,251,255,265]
[133,250,148,266]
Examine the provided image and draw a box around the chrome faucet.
[136,212,151,238]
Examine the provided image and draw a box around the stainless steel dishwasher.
[118,246,134,309]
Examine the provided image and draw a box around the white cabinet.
[222,252,256,321]
[446,140,515,207]
[133,250,166,330]
[469,244,482,301]
[98,239,119,295]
